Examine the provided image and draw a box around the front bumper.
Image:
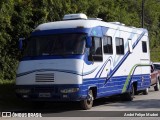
[15,85,83,101]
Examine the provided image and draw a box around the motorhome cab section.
[16,13,151,109]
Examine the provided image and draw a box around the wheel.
[121,84,134,101]
[142,88,149,95]
[154,79,160,91]
[80,90,94,110]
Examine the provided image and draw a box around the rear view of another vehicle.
[150,62,160,91]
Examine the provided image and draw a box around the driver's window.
[91,37,102,55]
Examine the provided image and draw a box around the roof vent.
[63,13,87,20]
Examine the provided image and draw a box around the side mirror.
[19,38,25,50]
[86,36,92,48]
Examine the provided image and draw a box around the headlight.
[16,89,31,94]
[60,88,79,93]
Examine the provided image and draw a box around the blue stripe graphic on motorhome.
[82,74,150,97]
[16,67,98,77]
[102,31,146,85]
[95,56,113,78]
[31,28,91,36]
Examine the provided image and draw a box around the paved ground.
[0,87,160,119]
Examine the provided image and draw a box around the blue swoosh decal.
[95,56,113,78]
[103,31,146,85]
[17,67,98,77]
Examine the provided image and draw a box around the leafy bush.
[0,0,160,80]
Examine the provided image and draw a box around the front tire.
[154,79,160,91]
[80,90,94,110]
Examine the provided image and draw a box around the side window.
[91,37,102,55]
[115,37,124,55]
[142,41,147,53]
[103,36,113,54]
[88,37,103,61]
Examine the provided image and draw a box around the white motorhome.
[16,13,151,109]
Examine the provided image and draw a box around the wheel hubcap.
[87,91,93,104]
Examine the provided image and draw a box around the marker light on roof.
[63,13,87,20]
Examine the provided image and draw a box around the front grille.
[35,73,54,82]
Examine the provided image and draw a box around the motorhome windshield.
[154,64,160,70]
[24,34,86,57]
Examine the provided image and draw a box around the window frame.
[88,36,103,62]
[91,36,102,55]
[103,36,113,54]
[142,41,147,53]
[128,39,133,53]
[115,37,124,55]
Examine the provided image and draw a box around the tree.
[1,0,160,80]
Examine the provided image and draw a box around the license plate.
[39,93,51,98]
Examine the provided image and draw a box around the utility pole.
[142,0,145,28]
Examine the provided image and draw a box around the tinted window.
[88,37,103,61]
[154,64,160,70]
[24,34,86,56]
[103,36,113,54]
[116,37,124,54]
[142,41,147,53]
[91,37,102,55]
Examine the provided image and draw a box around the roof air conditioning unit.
[63,13,87,20]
